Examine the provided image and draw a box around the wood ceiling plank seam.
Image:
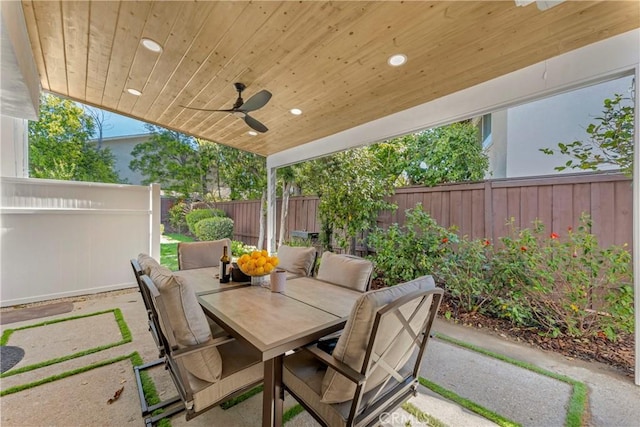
[98,0,123,106]
[85,1,119,104]
[61,0,90,100]
[134,2,243,124]
[402,2,639,105]
[261,2,505,109]
[119,2,187,114]
[100,1,153,111]
[128,2,222,118]
[159,2,283,128]
[262,1,628,140]
[188,1,389,139]
[179,3,323,135]
[146,10,241,130]
[204,2,456,145]
[115,1,173,115]
[189,1,387,119]
[20,1,50,91]
[30,1,68,96]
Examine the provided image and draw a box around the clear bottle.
[220,246,231,283]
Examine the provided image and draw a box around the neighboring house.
[98,133,150,185]
[484,75,633,178]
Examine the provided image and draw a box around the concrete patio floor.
[1,287,638,427]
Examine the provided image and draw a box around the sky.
[84,105,150,138]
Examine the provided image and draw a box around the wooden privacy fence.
[212,171,633,252]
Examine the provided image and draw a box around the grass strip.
[0,352,132,396]
[1,308,132,378]
[402,401,449,427]
[131,353,172,427]
[161,233,194,271]
[283,404,305,424]
[221,384,264,409]
[434,332,588,427]
[418,377,520,427]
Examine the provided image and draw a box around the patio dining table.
[197,276,362,427]
[173,267,246,293]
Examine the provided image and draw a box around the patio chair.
[131,256,164,354]
[139,273,263,424]
[282,275,443,427]
[277,244,318,276]
[316,252,374,292]
[131,257,184,421]
[177,238,232,270]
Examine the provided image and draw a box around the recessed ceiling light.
[127,88,142,96]
[290,108,302,115]
[141,38,163,53]
[248,131,258,136]
[388,54,407,67]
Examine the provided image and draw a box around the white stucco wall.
[100,134,149,185]
[501,75,633,178]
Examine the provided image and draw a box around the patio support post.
[150,183,161,261]
[633,64,640,386]
[266,163,277,254]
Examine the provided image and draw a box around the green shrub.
[168,201,188,233]
[367,203,457,287]
[491,214,633,339]
[439,237,495,314]
[186,209,226,235]
[194,217,234,241]
[231,240,257,257]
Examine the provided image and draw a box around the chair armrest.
[173,335,234,359]
[303,345,366,385]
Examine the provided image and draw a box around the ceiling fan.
[181,82,272,133]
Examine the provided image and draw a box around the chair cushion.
[277,245,316,276]
[178,239,231,270]
[149,265,222,383]
[187,339,263,412]
[320,275,436,403]
[316,252,373,292]
[138,253,161,275]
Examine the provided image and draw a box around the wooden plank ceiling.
[21,1,640,157]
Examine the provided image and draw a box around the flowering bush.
[367,204,458,287]
[371,209,633,341]
[490,214,633,339]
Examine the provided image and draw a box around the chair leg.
[134,358,184,419]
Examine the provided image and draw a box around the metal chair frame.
[284,287,443,427]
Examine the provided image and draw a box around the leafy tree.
[130,125,217,197]
[28,94,119,183]
[215,146,268,248]
[299,147,396,253]
[398,122,489,186]
[540,91,634,177]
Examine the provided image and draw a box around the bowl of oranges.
[236,250,280,285]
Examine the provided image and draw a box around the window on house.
[481,114,492,149]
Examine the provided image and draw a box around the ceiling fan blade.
[244,114,268,133]
[238,90,272,112]
[180,105,234,113]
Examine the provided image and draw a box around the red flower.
[567,226,573,232]
[442,237,449,243]
[520,246,527,252]
[483,239,490,246]
[550,232,559,239]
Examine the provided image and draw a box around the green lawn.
[161,233,194,271]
